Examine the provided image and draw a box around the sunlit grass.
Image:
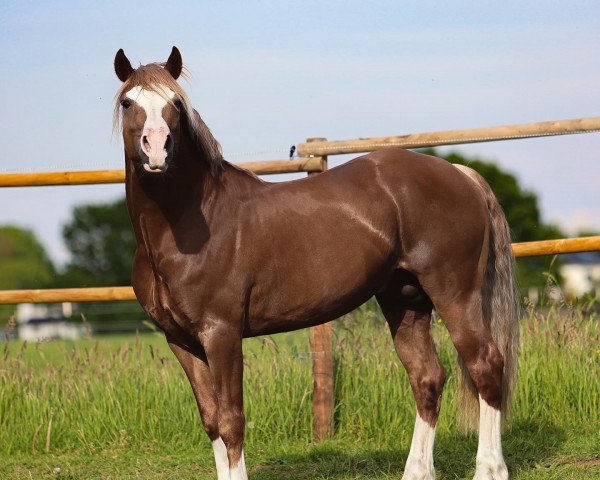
[0,301,598,478]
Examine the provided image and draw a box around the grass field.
[1,301,599,479]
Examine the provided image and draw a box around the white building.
[16,303,84,341]
[559,252,600,299]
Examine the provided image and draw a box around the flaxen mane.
[114,63,223,173]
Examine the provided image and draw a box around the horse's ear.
[114,49,134,82]
[164,46,183,80]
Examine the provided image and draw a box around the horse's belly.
[244,244,394,337]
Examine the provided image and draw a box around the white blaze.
[473,395,508,480]
[125,86,175,171]
[402,411,436,480]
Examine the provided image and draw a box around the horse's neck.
[125,141,263,252]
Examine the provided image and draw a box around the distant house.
[16,303,84,341]
[559,252,600,299]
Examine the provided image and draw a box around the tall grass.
[0,303,598,455]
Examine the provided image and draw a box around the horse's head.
[114,47,198,175]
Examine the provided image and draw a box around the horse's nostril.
[164,134,172,151]
[142,136,150,151]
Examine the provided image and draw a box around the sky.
[0,1,599,267]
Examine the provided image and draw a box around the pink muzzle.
[140,126,170,171]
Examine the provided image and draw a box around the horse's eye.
[174,99,183,109]
[120,99,132,109]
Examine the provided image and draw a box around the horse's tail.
[453,164,520,430]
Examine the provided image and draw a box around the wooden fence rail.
[0,158,325,187]
[0,286,136,304]
[511,236,600,258]
[297,116,600,156]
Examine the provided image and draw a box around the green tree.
[60,198,135,287]
[576,229,599,238]
[59,198,146,325]
[0,225,56,325]
[420,148,564,293]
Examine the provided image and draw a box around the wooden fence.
[2,115,600,441]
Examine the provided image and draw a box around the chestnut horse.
[114,47,519,480]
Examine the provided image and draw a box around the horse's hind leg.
[436,295,508,480]
[167,336,229,480]
[376,292,445,480]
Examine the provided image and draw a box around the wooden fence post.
[306,138,334,442]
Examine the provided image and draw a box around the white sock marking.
[212,438,230,480]
[402,411,436,480]
[229,448,248,480]
[473,395,508,480]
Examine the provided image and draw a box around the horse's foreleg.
[203,326,248,480]
[376,297,445,480]
[167,338,229,480]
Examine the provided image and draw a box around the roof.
[561,252,600,265]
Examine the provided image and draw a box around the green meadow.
[1,302,598,479]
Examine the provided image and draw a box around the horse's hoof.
[402,460,435,480]
[472,456,509,480]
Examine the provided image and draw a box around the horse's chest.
[132,254,194,336]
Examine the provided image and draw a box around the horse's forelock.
[113,63,223,173]
[113,63,190,133]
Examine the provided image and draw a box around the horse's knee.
[414,362,446,425]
